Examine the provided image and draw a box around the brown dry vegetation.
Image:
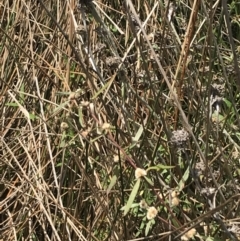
[1,0,240,240]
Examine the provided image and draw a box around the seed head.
[171,197,180,207]
[101,123,111,130]
[170,129,189,149]
[139,199,148,209]
[60,122,69,131]
[171,190,179,198]
[146,206,158,220]
[68,91,81,100]
[135,168,147,179]
[181,228,197,241]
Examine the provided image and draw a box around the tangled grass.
[1,0,240,240]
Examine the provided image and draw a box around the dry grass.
[1,0,240,240]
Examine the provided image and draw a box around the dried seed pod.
[129,14,141,32]
[170,129,189,149]
[105,56,121,66]
[210,83,225,97]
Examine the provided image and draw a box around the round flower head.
[139,199,148,209]
[171,190,179,198]
[181,228,197,241]
[171,197,180,207]
[146,206,158,220]
[135,168,147,179]
[60,122,69,131]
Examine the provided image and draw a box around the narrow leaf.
[147,164,175,172]
[143,176,154,186]
[145,221,151,236]
[178,166,190,192]
[91,81,110,100]
[60,132,66,148]
[29,113,38,121]
[145,219,154,236]
[52,101,69,114]
[78,107,86,127]
[5,103,18,107]
[132,125,143,142]
[123,178,141,216]
[223,98,232,108]
[106,175,117,195]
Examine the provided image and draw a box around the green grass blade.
[123,178,141,216]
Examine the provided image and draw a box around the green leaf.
[223,98,232,108]
[212,110,224,122]
[60,132,67,148]
[20,83,25,104]
[145,221,151,236]
[143,176,154,186]
[145,219,155,236]
[29,113,38,121]
[206,236,223,241]
[121,203,139,211]
[147,164,175,172]
[130,203,139,209]
[132,125,144,143]
[178,166,190,192]
[123,178,141,216]
[5,102,19,107]
[106,175,117,195]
